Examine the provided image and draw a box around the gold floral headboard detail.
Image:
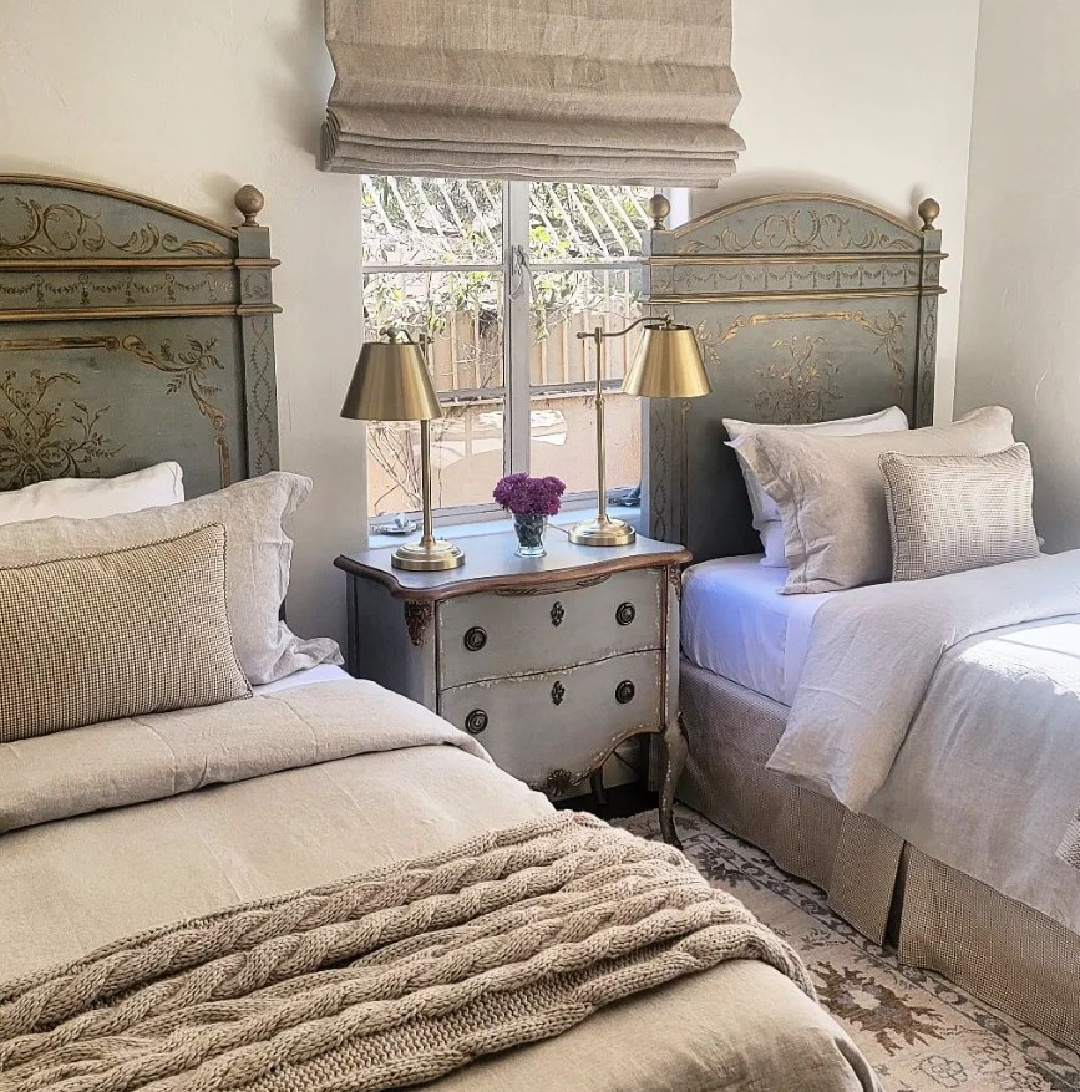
[642,192,945,560]
[0,176,281,497]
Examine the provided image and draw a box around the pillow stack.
[729,406,1038,592]
[0,466,343,740]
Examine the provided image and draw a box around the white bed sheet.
[252,663,352,696]
[681,555,836,705]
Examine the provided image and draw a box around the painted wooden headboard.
[641,192,944,561]
[0,176,280,498]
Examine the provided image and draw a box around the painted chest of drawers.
[335,529,692,843]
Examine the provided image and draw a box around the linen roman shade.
[320,0,744,186]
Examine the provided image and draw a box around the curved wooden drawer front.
[439,650,663,791]
[437,568,662,688]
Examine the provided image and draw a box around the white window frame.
[363,180,666,532]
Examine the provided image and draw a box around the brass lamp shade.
[340,331,463,572]
[621,320,711,399]
[340,339,441,422]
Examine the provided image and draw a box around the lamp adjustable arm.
[574,313,673,345]
[572,315,674,535]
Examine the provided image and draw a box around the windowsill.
[368,506,642,550]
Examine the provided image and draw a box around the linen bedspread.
[0,679,877,1092]
[767,550,1080,932]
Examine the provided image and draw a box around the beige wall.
[1,0,981,646]
[954,1,1080,552]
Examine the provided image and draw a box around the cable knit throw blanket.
[0,813,813,1092]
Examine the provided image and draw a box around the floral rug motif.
[617,805,1080,1092]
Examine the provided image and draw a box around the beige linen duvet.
[0,680,877,1092]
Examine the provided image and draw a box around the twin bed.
[638,194,1080,1051]
[0,177,878,1092]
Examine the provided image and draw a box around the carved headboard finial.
[917,196,940,232]
[648,192,671,230]
[234,185,265,227]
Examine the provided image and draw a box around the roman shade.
[319,0,744,186]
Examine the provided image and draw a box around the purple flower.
[493,473,566,516]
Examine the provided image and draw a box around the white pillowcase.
[724,407,910,567]
[0,462,184,526]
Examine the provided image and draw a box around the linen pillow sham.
[731,406,1016,593]
[0,524,250,743]
[0,461,184,526]
[0,472,341,684]
[724,406,909,567]
[880,443,1039,581]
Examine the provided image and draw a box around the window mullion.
[503,181,532,475]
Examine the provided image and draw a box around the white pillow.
[724,407,909,567]
[0,462,184,526]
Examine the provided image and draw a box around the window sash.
[363,180,651,527]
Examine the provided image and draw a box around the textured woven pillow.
[880,443,1039,581]
[0,472,341,684]
[731,406,1017,593]
[724,406,909,567]
[0,524,251,743]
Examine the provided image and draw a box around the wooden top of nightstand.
[335,528,691,603]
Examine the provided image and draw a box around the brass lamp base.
[390,538,466,571]
[567,516,636,548]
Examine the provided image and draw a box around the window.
[361,178,653,522]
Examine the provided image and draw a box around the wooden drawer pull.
[615,602,636,626]
[615,680,636,705]
[463,626,487,652]
[464,709,488,735]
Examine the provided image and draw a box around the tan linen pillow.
[881,443,1039,581]
[731,406,1017,593]
[0,472,341,684]
[0,524,250,743]
[724,406,909,567]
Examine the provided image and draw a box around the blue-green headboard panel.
[0,176,281,497]
[642,192,945,561]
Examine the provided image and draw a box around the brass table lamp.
[569,314,710,547]
[341,329,465,571]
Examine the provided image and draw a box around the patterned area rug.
[618,805,1080,1092]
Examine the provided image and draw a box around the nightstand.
[335,528,692,844]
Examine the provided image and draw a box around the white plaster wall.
[0,0,365,646]
[0,0,981,645]
[954,1,1080,552]
[698,0,982,423]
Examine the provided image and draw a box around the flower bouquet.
[493,473,566,558]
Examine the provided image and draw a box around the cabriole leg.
[659,714,688,847]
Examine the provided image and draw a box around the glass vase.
[513,512,547,558]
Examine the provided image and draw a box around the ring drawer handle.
[551,601,565,627]
[463,626,487,652]
[615,602,636,626]
[615,680,635,705]
[465,709,488,735]
[551,681,565,706]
